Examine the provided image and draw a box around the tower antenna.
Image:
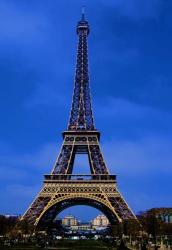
[82,5,85,21]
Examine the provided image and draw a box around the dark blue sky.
[0,0,172,221]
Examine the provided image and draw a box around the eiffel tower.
[22,11,136,229]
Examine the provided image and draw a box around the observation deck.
[44,174,116,183]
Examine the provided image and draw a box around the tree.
[16,219,35,235]
[123,219,141,237]
[137,210,163,237]
[0,215,18,235]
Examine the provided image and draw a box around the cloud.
[0,141,60,202]
[0,166,28,181]
[94,97,172,136]
[100,0,162,20]
[96,97,154,118]
[0,142,58,171]
[101,135,172,211]
[0,141,60,214]
[102,136,172,175]
[0,0,63,78]
[0,1,49,46]
[25,83,70,109]
[5,184,40,199]
[0,184,40,214]
[0,1,76,112]
[94,97,172,211]
[92,41,140,67]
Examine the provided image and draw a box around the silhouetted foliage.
[123,218,141,236]
[0,215,18,235]
[137,209,172,237]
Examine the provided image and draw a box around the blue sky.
[0,0,172,221]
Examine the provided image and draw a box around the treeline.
[138,210,172,236]
[0,215,18,235]
[0,210,172,237]
[111,210,172,238]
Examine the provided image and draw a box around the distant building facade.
[62,214,109,231]
[91,214,109,228]
[69,223,92,231]
[62,215,78,227]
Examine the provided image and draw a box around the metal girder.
[51,134,109,175]
[68,17,94,131]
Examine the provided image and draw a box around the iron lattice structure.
[22,13,136,229]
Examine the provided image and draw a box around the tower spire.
[82,6,85,21]
[68,10,93,130]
